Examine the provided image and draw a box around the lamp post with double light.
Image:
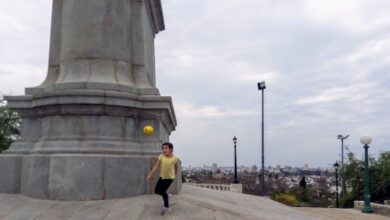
[337,134,349,194]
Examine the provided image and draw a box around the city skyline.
[183,163,336,170]
[0,0,389,168]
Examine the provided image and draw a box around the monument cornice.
[4,91,177,132]
[145,0,165,34]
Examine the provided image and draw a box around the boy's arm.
[147,159,161,181]
[174,162,179,178]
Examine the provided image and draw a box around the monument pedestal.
[0,90,179,200]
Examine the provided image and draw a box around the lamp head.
[360,135,372,146]
[337,134,349,140]
[333,161,340,170]
[257,81,266,90]
[233,136,237,144]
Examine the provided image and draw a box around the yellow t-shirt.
[159,154,178,179]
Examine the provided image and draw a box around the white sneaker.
[160,207,172,215]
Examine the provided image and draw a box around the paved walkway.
[2,185,387,220]
[0,185,316,220]
[297,207,389,220]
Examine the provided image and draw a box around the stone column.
[28,0,161,95]
[39,0,62,88]
[57,0,133,89]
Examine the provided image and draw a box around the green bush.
[0,96,20,152]
[271,193,298,207]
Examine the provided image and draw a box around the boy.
[147,142,179,215]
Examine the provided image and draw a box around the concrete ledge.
[354,201,390,217]
[49,155,104,200]
[21,155,50,199]
[231,183,243,193]
[0,154,182,201]
[0,155,21,193]
[187,183,243,193]
[104,156,151,199]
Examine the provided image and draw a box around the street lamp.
[233,136,239,184]
[337,134,349,194]
[333,161,340,208]
[360,135,374,213]
[257,81,266,196]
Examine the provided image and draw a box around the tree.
[0,96,21,152]
[340,151,390,207]
[299,175,307,189]
[370,151,390,203]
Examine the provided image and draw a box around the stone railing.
[354,201,390,217]
[186,183,242,193]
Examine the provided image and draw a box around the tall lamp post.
[360,135,374,213]
[337,134,349,194]
[257,81,266,196]
[333,161,340,208]
[337,134,349,167]
[233,136,239,184]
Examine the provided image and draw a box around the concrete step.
[297,207,389,220]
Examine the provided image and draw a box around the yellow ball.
[143,125,154,136]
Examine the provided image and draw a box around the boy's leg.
[154,177,163,195]
[160,179,173,208]
[162,193,169,208]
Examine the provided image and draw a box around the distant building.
[212,163,218,172]
[252,165,258,172]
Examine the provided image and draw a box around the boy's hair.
[162,142,174,150]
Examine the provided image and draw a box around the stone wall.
[186,183,243,193]
[354,201,390,217]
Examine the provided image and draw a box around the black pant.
[154,177,173,208]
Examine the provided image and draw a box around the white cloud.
[236,71,280,84]
[294,83,375,105]
[175,101,257,119]
[303,0,390,34]
[0,64,45,95]
[317,38,390,81]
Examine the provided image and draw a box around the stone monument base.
[0,153,181,201]
[0,89,179,201]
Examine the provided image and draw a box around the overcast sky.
[0,0,389,168]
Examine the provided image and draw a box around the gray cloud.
[158,0,390,167]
